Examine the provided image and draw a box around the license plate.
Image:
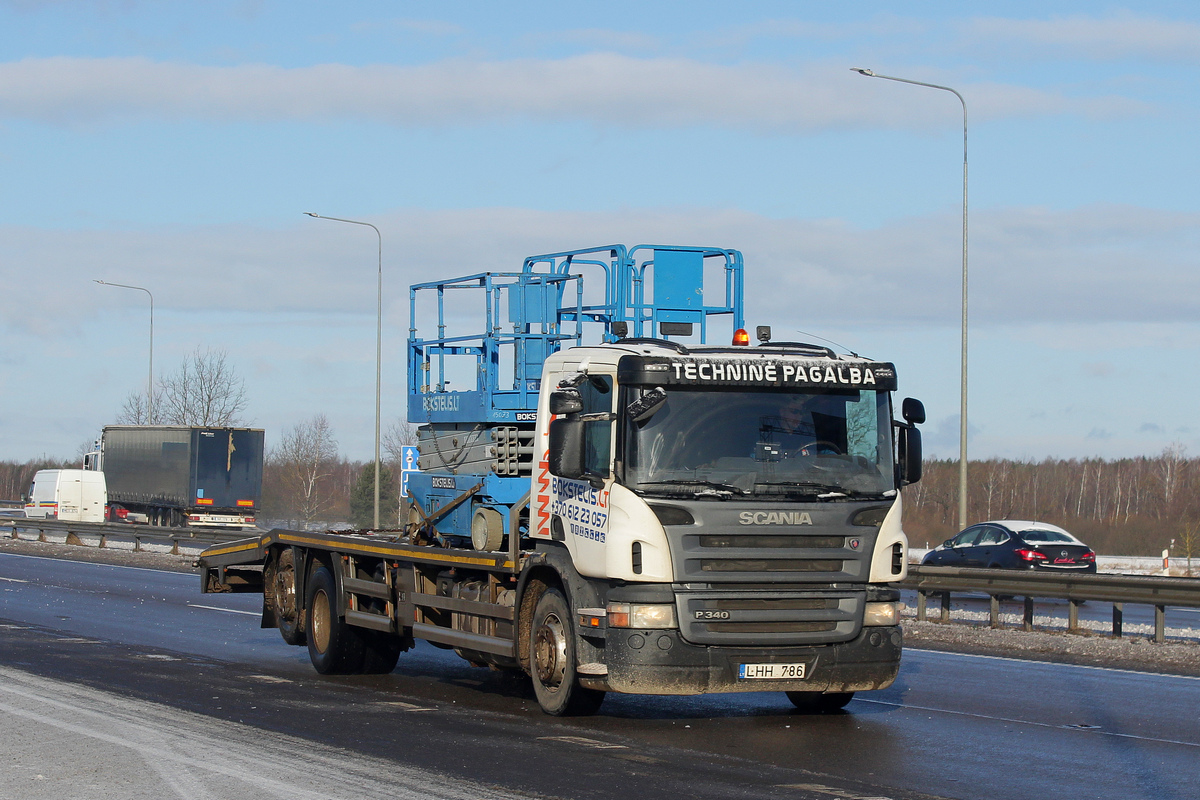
[738,662,806,680]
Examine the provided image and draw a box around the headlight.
[606,602,678,629]
[863,601,899,626]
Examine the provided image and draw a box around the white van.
[24,469,108,523]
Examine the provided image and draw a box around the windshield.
[621,387,895,499]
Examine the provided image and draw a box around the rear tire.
[305,563,366,674]
[266,549,306,646]
[529,588,605,716]
[360,632,403,674]
[786,691,854,713]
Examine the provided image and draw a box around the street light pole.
[95,280,154,423]
[305,212,384,530]
[852,67,970,531]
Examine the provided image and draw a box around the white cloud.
[5,202,1198,336]
[0,55,1147,130]
[968,13,1200,62]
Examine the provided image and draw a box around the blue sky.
[3,1,1200,463]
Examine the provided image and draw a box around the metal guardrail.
[0,517,255,555]
[901,564,1200,643]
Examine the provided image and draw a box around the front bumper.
[594,624,902,695]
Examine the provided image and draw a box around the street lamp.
[852,67,970,531]
[305,212,384,529]
[95,280,154,423]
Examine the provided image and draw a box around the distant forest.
[905,448,1198,559]
[4,448,1199,560]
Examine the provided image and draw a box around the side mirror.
[902,397,926,425]
[626,387,667,423]
[549,389,583,415]
[897,425,922,485]
[548,418,586,480]
[943,538,955,548]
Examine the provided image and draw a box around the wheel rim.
[533,611,568,691]
[273,558,297,621]
[312,589,331,654]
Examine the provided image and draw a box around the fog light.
[863,601,898,626]
[606,602,678,629]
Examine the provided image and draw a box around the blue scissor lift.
[404,244,744,548]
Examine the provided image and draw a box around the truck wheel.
[529,588,605,716]
[266,549,306,646]
[360,632,403,674]
[305,564,366,674]
[785,691,854,713]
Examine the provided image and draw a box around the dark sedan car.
[921,520,1097,573]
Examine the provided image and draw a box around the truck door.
[550,372,615,577]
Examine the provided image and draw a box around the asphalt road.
[1,551,1198,800]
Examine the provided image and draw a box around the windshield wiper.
[752,481,890,499]
[637,479,746,498]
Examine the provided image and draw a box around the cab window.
[580,375,613,477]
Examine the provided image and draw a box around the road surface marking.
[382,701,436,712]
[538,735,627,749]
[777,784,895,800]
[913,648,1200,682]
[188,603,259,616]
[856,697,1200,749]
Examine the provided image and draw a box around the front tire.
[786,691,854,713]
[305,563,366,674]
[529,588,604,716]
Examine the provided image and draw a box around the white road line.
[856,697,1200,749]
[382,701,436,712]
[187,604,259,617]
[776,784,895,800]
[0,550,194,576]
[0,576,29,582]
[538,735,627,749]
[911,647,1200,682]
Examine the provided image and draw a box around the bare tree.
[115,389,163,425]
[156,347,248,426]
[382,418,419,468]
[270,414,340,526]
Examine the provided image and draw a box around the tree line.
[905,446,1200,560]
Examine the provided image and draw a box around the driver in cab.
[764,395,843,458]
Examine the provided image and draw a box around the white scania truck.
[200,244,924,715]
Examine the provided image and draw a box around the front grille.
[675,529,867,583]
[706,621,837,634]
[699,535,845,548]
[700,558,845,573]
[708,597,833,611]
[678,590,864,646]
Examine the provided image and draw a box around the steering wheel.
[796,440,844,456]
